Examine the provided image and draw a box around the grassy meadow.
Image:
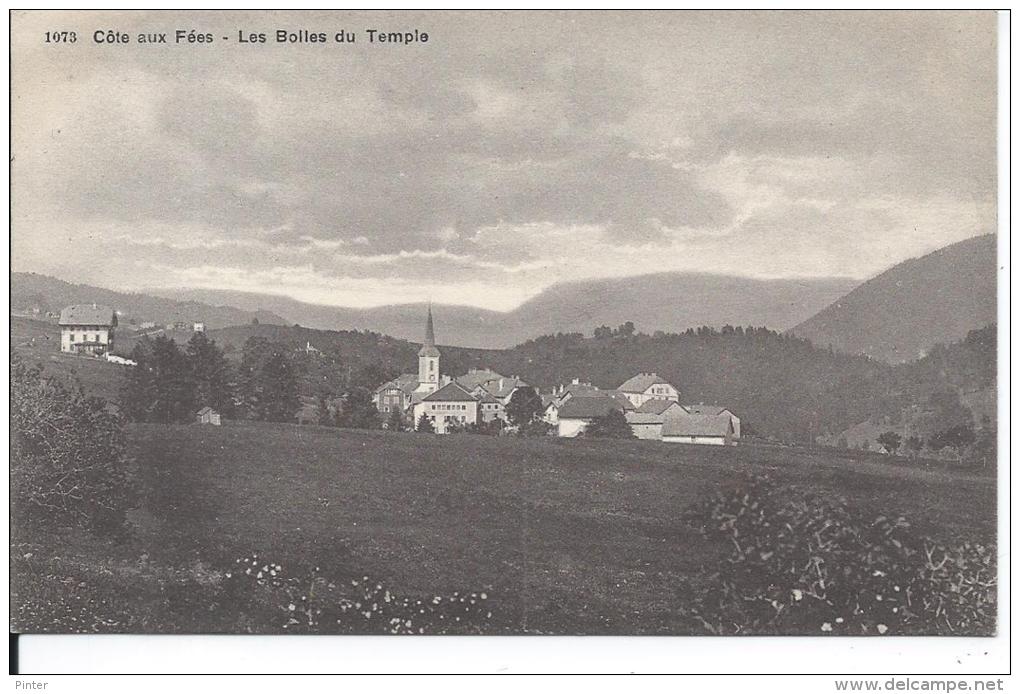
[11,422,996,635]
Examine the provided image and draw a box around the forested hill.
[790,234,997,363]
[198,322,995,444]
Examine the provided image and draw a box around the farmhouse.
[59,304,117,356]
[662,412,735,446]
[625,399,687,440]
[616,372,680,407]
[555,394,626,438]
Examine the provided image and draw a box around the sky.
[11,11,997,311]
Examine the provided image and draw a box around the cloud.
[10,10,997,310]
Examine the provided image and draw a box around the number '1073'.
[45,31,77,43]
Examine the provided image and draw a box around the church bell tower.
[417,304,440,391]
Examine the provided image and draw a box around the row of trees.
[875,421,997,467]
[122,334,302,424]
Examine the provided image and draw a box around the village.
[53,301,740,445]
[371,307,741,444]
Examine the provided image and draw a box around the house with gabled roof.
[662,411,736,446]
[59,304,117,356]
[685,404,741,438]
[412,381,480,434]
[616,372,680,407]
[625,398,687,440]
[555,393,627,438]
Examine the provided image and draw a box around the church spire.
[418,303,440,358]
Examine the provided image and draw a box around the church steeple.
[418,304,440,387]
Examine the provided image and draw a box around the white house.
[616,373,680,407]
[59,304,117,356]
[412,381,480,434]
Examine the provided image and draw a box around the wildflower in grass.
[821,622,832,632]
[877,624,888,635]
[288,604,295,611]
[792,589,803,601]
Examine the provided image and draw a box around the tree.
[258,352,301,422]
[11,354,134,532]
[585,408,635,438]
[593,325,613,339]
[615,321,635,337]
[876,431,902,454]
[238,337,301,422]
[387,408,405,432]
[317,395,334,426]
[120,335,194,423]
[416,412,435,433]
[903,436,924,457]
[337,387,380,429]
[505,386,544,429]
[186,332,234,416]
[929,424,976,454]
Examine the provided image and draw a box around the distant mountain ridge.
[151,272,858,348]
[790,234,997,363]
[11,272,288,329]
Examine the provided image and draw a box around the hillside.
[11,272,288,330]
[17,313,995,445]
[790,234,997,363]
[11,423,995,634]
[155,273,857,348]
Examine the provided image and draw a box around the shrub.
[681,475,995,635]
[11,354,135,532]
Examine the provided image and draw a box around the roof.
[605,390,637,411]
[625,412,665,425]
[556,394,624,420]
[375,373,420,395]
[421,381,479,403]
[196,406,216,415]
[456,369,506,390]
[617,372,674,393]
[686,405,731,417]
[662,414,733,438]
[59,304,117,326]
[636,399,684,415]
[470,375,529,399]
[477,391,501,404]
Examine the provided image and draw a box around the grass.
[10,422,996,635]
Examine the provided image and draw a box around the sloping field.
[12,423,996,634]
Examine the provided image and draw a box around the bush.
[11,354,135,532]
[681,475,995,635]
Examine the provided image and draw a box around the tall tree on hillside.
[585,408,635,439]
[258,352,301,422]
[337,387,380,429]
[186,332,234,416]
[506,386,544,429]
[121,335,194,423]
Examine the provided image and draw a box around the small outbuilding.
[196,406,221,426]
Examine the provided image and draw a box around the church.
[372,307,525,432]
